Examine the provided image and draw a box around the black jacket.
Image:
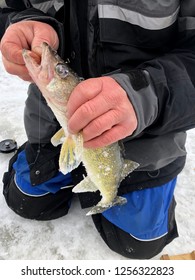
[0,1,195,199]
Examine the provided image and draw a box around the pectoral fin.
[59,133,83,174]
[51,128,65,146]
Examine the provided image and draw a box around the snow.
[0,57,195,260]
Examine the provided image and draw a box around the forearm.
[111,5,195,138]
[141,7,195,136]
[141,52,195,136]
[0,0,31,38]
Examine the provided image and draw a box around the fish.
[22,42,139,215]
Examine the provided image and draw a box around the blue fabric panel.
[13,150,73,196]
[102,178,177,240]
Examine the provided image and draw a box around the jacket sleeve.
[0,1,64,56]
[112,2,195,138]
[0,0,29,38]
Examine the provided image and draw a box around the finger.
[1,50,40,79]
[0,21,58,65]
[32,22,59,51]
[25,50,41,65]
[84,124,131,148]
[67,78,103,118]
[82,109,123,142]
[0,42,25,65]
[1,56,30,77]
[18,74,34,82]
[1,42,41,68]
[68,92,115,134]
[32,46,42,57]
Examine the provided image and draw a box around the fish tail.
[86,196,127,216]
[59,134,83,174]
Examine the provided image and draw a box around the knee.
[115,233,167,259]
[92,214,170,259]
[3,169,72,221]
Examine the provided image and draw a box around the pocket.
[95,1,179,72]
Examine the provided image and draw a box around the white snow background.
[0,57,194,260]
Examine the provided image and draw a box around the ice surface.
[0,57,194,260]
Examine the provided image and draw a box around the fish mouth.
[39,42,56,82]
[42,42,56,57]
[22,42,56,83]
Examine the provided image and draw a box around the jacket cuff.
[111,70,158,138]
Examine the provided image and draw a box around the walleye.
[23,42,139,215]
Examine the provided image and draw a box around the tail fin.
[59,133,83,174]
[86,196,127,216]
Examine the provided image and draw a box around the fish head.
[22,42,79,107]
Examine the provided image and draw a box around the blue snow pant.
[3,146,178,259]
[2,84,179,259]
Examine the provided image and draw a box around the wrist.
[111,70,158,138]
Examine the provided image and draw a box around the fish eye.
[55,63,69,78]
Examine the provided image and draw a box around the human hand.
[67,77,138,148]
[0,21,59,81]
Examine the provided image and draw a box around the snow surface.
[0,57,194,260]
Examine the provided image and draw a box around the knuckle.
[128,114,138,132]
[3,62,14,74]
[104,90,124,108]
[132,120,138,131]
[111,109,121,123]
[19,75,31,82]
[78,78,102,96]
[76,80,89,94]
[121,126,130,138]
[91,118,104,133]
[123,119,137,136]
[80,102,95,118]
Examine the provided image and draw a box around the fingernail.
[32,46,42,56]
[29,51,41,64]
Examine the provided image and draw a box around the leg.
[92,180,178,259]
[3,84,73,220]
[3,142,73,220]
[24,83,60,144]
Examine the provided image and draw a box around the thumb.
[32,46,42,57]
[31,22,59,53]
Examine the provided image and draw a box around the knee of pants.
[3,169,73,221]
[92,214,178,259]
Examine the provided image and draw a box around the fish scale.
[23,42,139,215]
